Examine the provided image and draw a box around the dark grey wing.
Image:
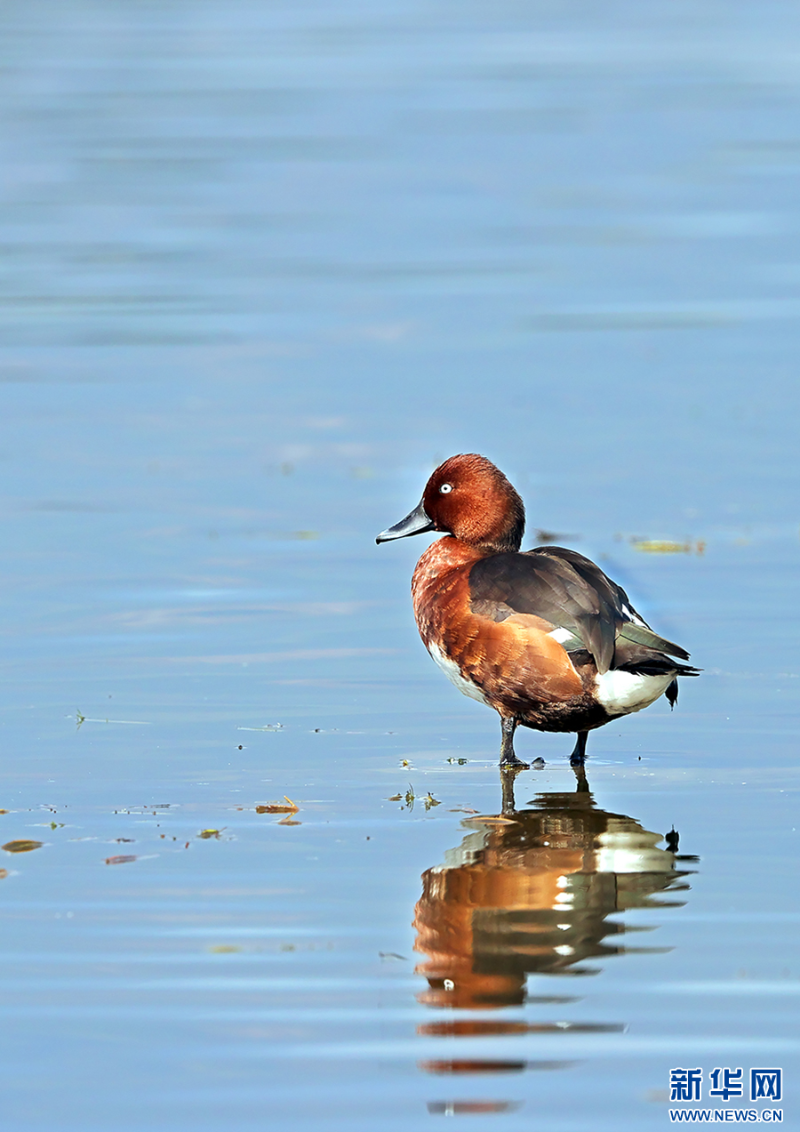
[469,548,619,672]
[537,547,691,662]
[469,546,691,675]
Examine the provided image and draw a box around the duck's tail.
[617,622,691,660]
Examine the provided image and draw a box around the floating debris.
[389,786,440,812]
[255,796,298,814]
[2,839,43,854]
[237,723,284,733]
[630,538,705,555]
[198,828,224,839]
[462,814,517,826]
[75,709,150,730]
[105,854,137,865]
[534,529,575,545]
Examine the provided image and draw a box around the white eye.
[439,483,453,494]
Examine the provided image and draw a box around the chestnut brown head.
[376,454,525,553]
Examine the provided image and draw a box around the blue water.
[0,1,798,1128]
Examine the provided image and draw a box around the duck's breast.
[412,539,584,707]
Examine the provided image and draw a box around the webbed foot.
[500,754,530,770]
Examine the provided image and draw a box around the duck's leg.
[499,715,529,770]
[569,730,588,766]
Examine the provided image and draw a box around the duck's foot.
[500,754,529,770]
[499,715,529,770]
[568,730,588,767]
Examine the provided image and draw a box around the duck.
[376,453,698,769]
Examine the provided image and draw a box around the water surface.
[1,1,799,1128]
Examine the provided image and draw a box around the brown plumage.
[377,453,699,768]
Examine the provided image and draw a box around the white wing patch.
[621,603,648,628]
[594,669,674,715]
[427,641,489,706]
[547,627,575,645]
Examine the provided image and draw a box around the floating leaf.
[255,796,298,814]
[2,839,43,853]
[463,814,517,826]
[105,854,137,865]
[630,538,698,554]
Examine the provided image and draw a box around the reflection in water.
[414,771,696,1080]
[427,1101,521,1115]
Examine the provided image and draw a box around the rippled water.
[1,1,799,1128]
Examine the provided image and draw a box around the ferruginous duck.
[376,454,698,769]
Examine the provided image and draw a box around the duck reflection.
[414,771,696,1019]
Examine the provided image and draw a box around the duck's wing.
[534,547,693,660]
[468,545,691,675]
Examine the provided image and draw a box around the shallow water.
[1,1,799,1128]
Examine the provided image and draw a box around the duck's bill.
[376,500,435,544]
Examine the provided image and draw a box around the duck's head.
[376,454,525,553]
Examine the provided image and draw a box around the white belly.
[594,669,674,715]
[427,642,489,706]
